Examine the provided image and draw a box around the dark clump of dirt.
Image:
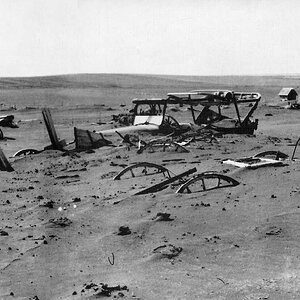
[95,283,128,297]
[0,229,9,236]
[153,212,174,221]
[117,226,131,236]
[81,281,129,297]
[40,200,55,208]
[48,217,72,227]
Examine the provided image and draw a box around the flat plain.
[0,74,299,299]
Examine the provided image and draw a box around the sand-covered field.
[0,74,299,299]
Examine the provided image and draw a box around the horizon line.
[1,72,300,79]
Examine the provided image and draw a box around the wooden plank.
[74,127,112,150]
[223,158,283,169]
[0,147,14,172]
[291,137,300,160]
[134,167,197,195]
[42,108,61,150]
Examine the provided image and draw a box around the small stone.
[0,230,8,236]
[117,226,131,236]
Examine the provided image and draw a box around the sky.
[0,0,300,77]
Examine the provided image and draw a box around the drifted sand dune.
[0,74,299,299]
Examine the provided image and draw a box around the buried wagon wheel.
[176,172,240,194]
[160,115,181,132]
[13,148,41,157]
[137,139,189,154]
[113,162,174,180]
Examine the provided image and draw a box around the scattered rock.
[73,197,81,202]
[48,217,72,227]
[0,229,9,236]
[117,226,131,236]
[265,227,282,236]
[40,200,55,208]
[94,283,128,297]
[154,212,174,221]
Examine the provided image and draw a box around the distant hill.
[0,73,300,90]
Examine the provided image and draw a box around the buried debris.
[0,229,9,236]
[0,115,18,128]
[176,172,240,194]
[134,167,197,195]
[42,108,66,150]
[253,151,289,160]
[137,138,190,154]
[39,200,55,208]
[48,217,72,227]
[0,128,16,141]
[222,156,284,169]
[117,226,131,236]
[15,108,113,157]
[223,141,300,169]
[74,127,112,150]
[168,90,261,134]
[0,147,14,172]
[113,162,173,180]
[13,149,41,157]
[152,244,182,259]
[80,281,128,297]
[291,137,300,160]
[153,212,174,221]
[94,283,128,297]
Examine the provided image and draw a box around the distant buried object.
[176,172,240,193]
[0,115,18,128]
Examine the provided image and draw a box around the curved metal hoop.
[176,172,239,194]
[13,148,41,157]
[253,151,289,160]
[113,162,173,180]
[137,139,189,154]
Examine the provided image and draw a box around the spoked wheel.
[161,115,181,132]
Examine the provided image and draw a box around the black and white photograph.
[0,0,299,299]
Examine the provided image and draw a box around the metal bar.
[292,137,300,160]
[134,167,197,195]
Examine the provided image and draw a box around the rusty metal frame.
[176,172,239,194]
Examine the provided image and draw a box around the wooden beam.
[0,147,14,172]
[42,108,62,150]
[134,167,197,195]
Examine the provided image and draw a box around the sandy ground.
[0,74,299,300]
